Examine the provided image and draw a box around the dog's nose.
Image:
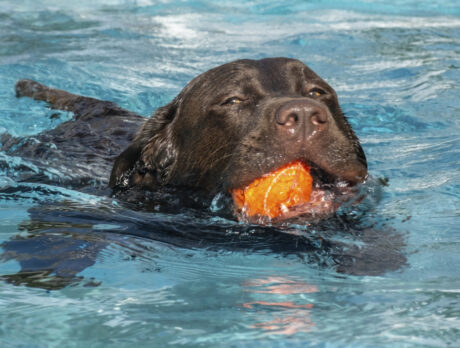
[275,99,328,135]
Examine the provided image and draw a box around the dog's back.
[2,80,144,187]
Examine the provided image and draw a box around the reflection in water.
[244,276,318,294]
[242,276,318,335]
[243,302,313,309]
[252,311,314,335]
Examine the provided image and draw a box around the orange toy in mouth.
[231,160,313,219]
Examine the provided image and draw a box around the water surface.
[0,0,459,347]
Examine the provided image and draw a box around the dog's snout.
[275,99,328,135]
[310,110,328,126]
[275,109,299,128]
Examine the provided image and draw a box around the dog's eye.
[307,88,326,97]
[222,97,245,106]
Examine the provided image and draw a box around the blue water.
[1,0,459,346]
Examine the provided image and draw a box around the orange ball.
[231,160,313,219]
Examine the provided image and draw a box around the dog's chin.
[275,184,360,222]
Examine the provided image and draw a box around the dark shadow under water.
[0,181,407,290]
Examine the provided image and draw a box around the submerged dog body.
[3,58,367,219]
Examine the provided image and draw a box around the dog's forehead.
[204,58,329,93]
[179,58,334,105]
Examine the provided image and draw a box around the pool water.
[1,0,459,346]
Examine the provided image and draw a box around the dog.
[3,57,367,221]
[1,59,411,286]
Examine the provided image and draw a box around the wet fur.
[0,58,406,288]
[4,58,367,199]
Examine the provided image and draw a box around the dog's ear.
[137,102,179,185]
[109,141,142,188]
[109,101,178,189]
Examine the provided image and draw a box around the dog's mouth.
[279,163,362,220]
[230,160,365,223]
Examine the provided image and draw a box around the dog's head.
[110,57,367,219]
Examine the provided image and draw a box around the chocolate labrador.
[3,57,367,220]
[2,58,410,287]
